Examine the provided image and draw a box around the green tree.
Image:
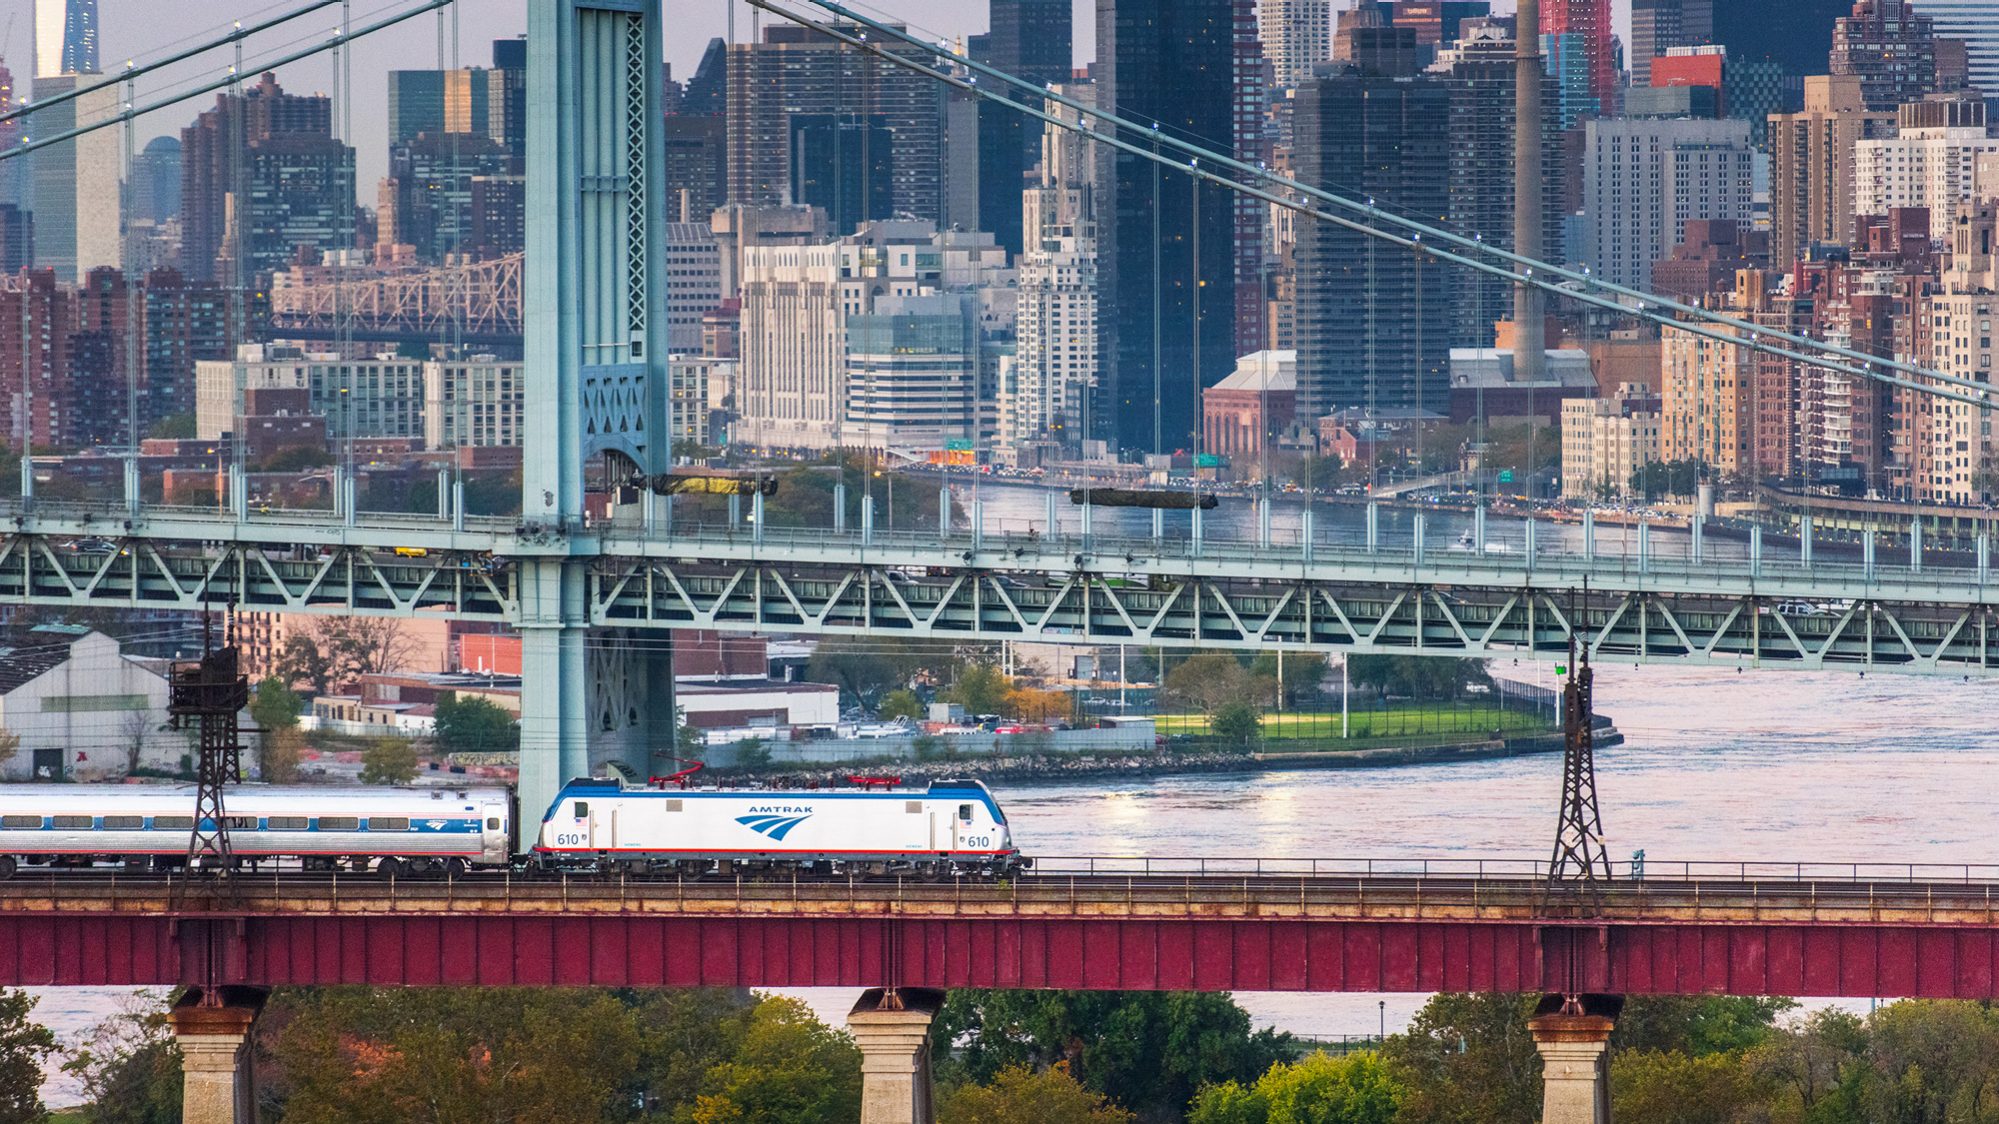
[1345,656,1491,701]
[432,692,521,756]
[1614,995,1795,1057]
[1748,1008,1868,1121]
[1211,700,1263,746]
[951,664,1014,716]
[255,445,333,472]
[1190,1051,1404,1124]
[879,688,927,722]
[941,1063,1136,1124]
[272,630,332,697]
[62,993,180,1124]
[147,413,196,440]
[0,990,55,1124]
[249,678,304,782]
[1611,1049,1771,1124]
[1164,653,1251,717]
[934,991,1291,1121]
[358,738,419,785]
[688,995,861,1123]
[1382,993,1542,1124]
[805,637,934,709]
[1855,999,1999,1124]
[1248,652,1329,709]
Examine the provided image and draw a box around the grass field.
[1154,705,1551,744]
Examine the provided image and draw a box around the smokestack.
[1513,0,1546,382]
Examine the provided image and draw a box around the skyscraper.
[1916,0,1999,97]
[1097,0,1240,454]
[1260,0,1333,91]
[1582,117,1756,290]
[28,74,119,282]
[971,0,1073,259]
[33,0,97,79]
[1712,0,1849,80]
[1291,49,1451,420]
[180,73,350,283]
[1631,0,1713,85]
[1833,0,1950,111]
[726,24,946,227]
[0,60,23,209]
[1540,0,1616,117]
[1768,75,1894,270]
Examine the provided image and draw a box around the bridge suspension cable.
[0,0,352,128]
[0,0,452,166]
[770,0,1994,409]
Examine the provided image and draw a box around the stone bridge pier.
[848,987,945,1124]
[1530,993,1623,1124]
[167,986,269,1124]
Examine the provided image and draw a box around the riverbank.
[719,720,1623,787]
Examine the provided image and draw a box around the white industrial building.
[0,627,185,782]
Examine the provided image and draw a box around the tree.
[1164,653,1251,717]
[1855,999,1999,1123]
[0,990,55,1123]
[1614,995,1794,1057]
[62,992,180,1124]
[688,995,861,1123]
[120,709,154,777]
[1190,1051,1404,1124]
[1005,687,1076,725]
[359,738,419,785]
[941,1063,1136,1124]
[1345,656,1491,701]
[934,991,1291,1121]
[248,677,302,735]
[1248,651,1329,709]
[0,729,15,771]
[432,692,520,756]
[1382,993,1543,1124]
[879,688,927,722]
[313,617,419,690]
[271,630,332,697]
[951,664,1014,716]
[259,727,304,784]
[1611,1049,1771,1124]
[805,637,937,710]
[147,413,196,440]
[1211,701,1263,746]
[1748,1008,1867,1121]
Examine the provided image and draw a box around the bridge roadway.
[10,860,1999,998]
[4,500,1999,672]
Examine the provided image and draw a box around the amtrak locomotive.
[534,777,1021,875]
[0,777,1021,878]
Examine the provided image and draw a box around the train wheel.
[443,858,467,880]
[375,858,403,880]
[0,856,15,880]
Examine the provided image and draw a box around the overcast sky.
[5,0,1616,195]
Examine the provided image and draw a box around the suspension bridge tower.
[520,0,675,835]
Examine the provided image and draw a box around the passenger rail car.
[534,778,1023,875]
[0,785,514,878]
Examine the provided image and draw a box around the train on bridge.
[0,777,1023,879]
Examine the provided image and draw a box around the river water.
[25,514,1991,1101]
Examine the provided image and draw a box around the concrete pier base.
[1530,995,1620,1124]
[167,988,267,1124]
[848,987,945,1124]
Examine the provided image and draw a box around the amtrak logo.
[736,812,812,841]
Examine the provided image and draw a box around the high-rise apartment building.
[28,74,119,283]
[1833,0,1951,111]
[128,137,183,226]
[663,222,725,355]
[1291,60,1452,420]
[1854,95,1998,220]
[725,24,945,229]
[195,345,428,443]
[1631,0,1713,86]
[788,115,894,237]
[386,45,525,156]
[1561,384,1663,500]
[33,0,97,78]
[0,272,77,451]
[0,61,23,210]
[1260,0,1332,90]
[1097,0,1243,454]
[1540,0,1617,117]
[1713,0,1850,85]
[1916,0,1999,98]
[1769,75,1896,270]
[1435,18,1566,348]
[180,73,348,283]
[1004,88,1100,460]
[1581,117,1757,291]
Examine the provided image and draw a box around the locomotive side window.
[265,816,307,830]
[572,802,589,818]
[227,817,258,831]
[152,816,193,831]
[52,815,92,829]
[101,816,143,830]
[958,804,973,822]
[370,817,409,831]
[486,817,501,830]
[0,816,40,829]
[317,816,359,831]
